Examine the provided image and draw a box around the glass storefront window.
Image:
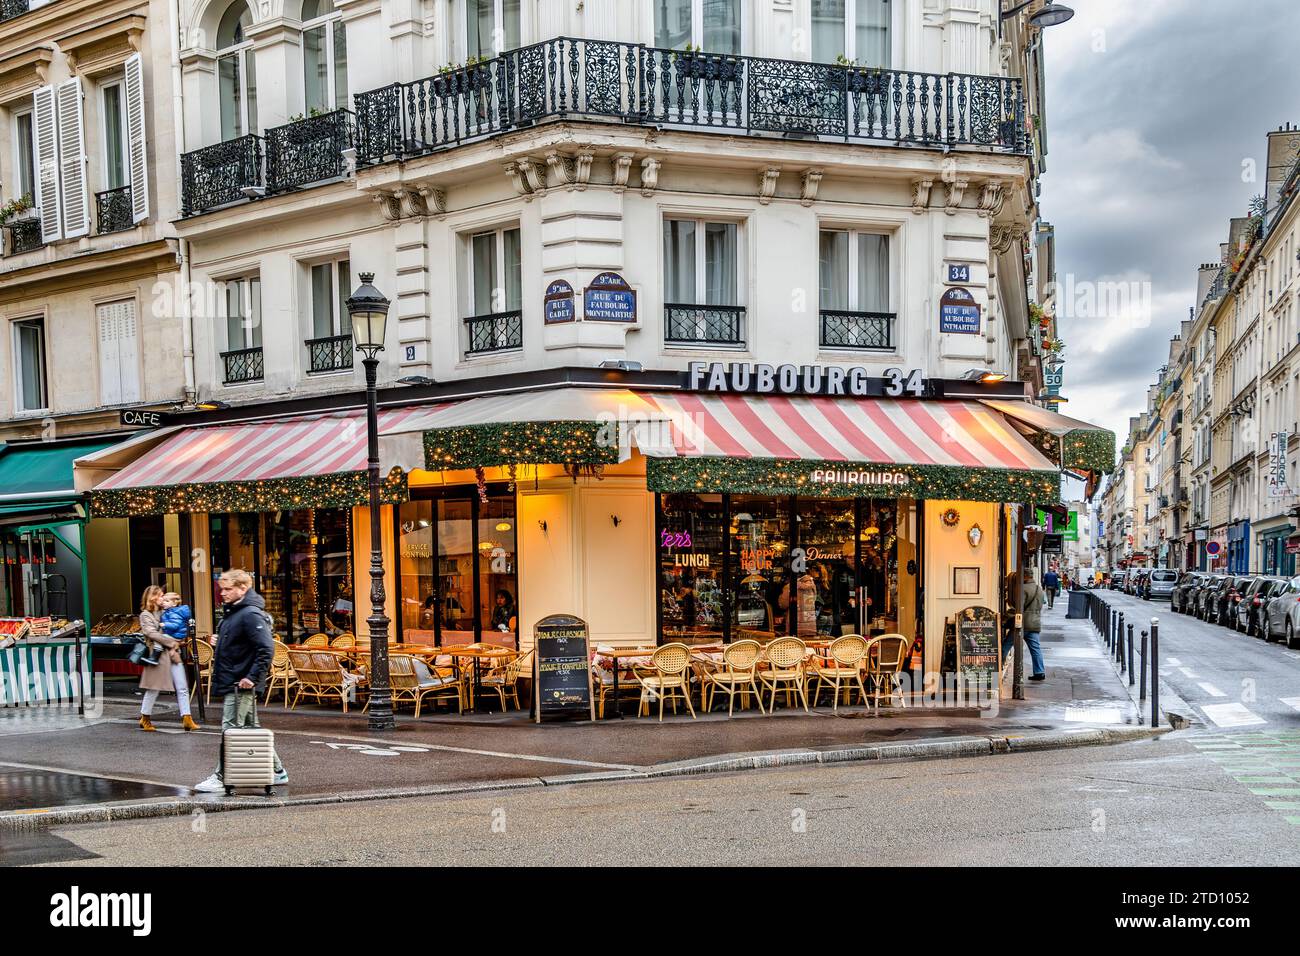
[795,498,858,637]
[731,496,791,639]
[658,494,726,645]
[398,501,436,642]
[478,496,517,645]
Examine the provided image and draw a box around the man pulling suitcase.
[194,569,288,794]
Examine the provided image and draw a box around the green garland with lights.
[1032,427,1116,473]
[646,457,1061,504]
[423,421,619,470]
[89,470,409,518]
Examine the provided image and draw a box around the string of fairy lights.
[89,471,409,519]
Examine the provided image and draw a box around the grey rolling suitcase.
[221,728,276,796]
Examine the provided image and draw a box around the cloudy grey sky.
[1040,0,1299,447]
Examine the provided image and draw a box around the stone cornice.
[0,45,52,104]
[0,0,147,60]
[56,13,146,76]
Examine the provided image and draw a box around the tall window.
[812,0,891,66]
[309,260,352,338]
[302,0,348,113]
[224,276,262,351]
[467,0,520,59]
[100,81,128,190]
[819,230,889,313]
[655,0,742,54]
[12,318,47,412]
[218,1,258,140]
[664,219,739,307]
[11,109,35,201]
[469,227,521,316]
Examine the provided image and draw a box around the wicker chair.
[188,638,214,705]
[288,649,360,713]
[386,653,463,717]
[302,633,330,648]
[480,649,532,711]
[702,640,765,715]
[636,643,697,721]
[330,632,356,649]
[263,639,299,705]
[808,634,870,711]
[865,634,911,709]
[758,637,810,714]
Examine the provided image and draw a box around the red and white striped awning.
[94,406,445,491]
[638,393,1056,471]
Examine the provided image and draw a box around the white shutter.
[97,305,122,406]
[117,301,140,403]
[123,53,149,224]
[33,85,61,243]
[56,78,89,239]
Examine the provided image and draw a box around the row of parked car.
[1109,568,1300,646]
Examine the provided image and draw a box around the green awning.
[0,439,116,499]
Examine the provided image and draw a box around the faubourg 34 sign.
[685,362,932,398]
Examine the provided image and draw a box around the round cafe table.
[441,646,516,713]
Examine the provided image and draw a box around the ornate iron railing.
[0,0,29,23]
[181,134,264,216]
[819,309,895,350]
[664,304,746,346]
[5,217,42,255]
[464,310,523,355]
[221,346,264,385]
[307,334,354,373]
[355,38,1025,166]
[265,109,355,194]
[96,186,134,234]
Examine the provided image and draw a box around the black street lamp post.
[347,272,395,731]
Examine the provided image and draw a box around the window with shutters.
[9,108,35,202]
[100,81,128,190]
[96,299,141,407]
[12,318,47,413]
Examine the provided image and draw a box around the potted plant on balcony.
[834,56,887,96]
[0,194,34,226]
[673,44,741,84]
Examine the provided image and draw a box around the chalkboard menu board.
[534,614,594,722]
[956,605,1000,688]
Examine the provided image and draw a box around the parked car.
[1262,575,1300,648]
[1171,571,1204,613]
[1111,570,1127,591]
[1212,575,1253,627]
[1236,576,1289,636]
[1194,574,1227,620]
[1148,569,1179,601]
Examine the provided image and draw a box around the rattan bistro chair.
[808,634,870,711]
[330,632,357,649]
[263,639,299,705]
[303,633,330,648]
[288,649,359,713]
[481,649,532,711]
[758,637,810,714]
[386,654,463,717]
[189,637,215,705]
[637,643,697,721]
[865,634,911,709]
[702,640,765,715]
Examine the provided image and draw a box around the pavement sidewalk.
[0,599,1170,832]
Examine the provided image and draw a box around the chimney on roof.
[1266,124,1300,219]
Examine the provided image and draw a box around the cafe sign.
[956,605,1000,691]
[533,614,594,722]
[583,272,637,322]
[686,362,931,398]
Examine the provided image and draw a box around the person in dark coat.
[193,569,286,792]
[1042,568,1060,608]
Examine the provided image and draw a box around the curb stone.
[0,725,1171,836]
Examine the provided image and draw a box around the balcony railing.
[355,38,1026,167]
[96,186,133,234]
[465,310,523,355]
[5,217,43,255]
[0,0,29,23]
[665,304,746,346]
[221,346,264,385]
[265,109,355,194]
[307,334,354,373]
[181,134,264,216]
[819,309,894,351]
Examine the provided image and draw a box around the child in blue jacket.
[160,593,194,642]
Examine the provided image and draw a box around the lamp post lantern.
[347,272,394,731]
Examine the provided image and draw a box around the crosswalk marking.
[1197,683,1226,698]
[1200,703,1267,728]
[1280,697,1300,712]
[1192,732,1300,827]
[1166,657,1182,665]
[1179,667,1201,679]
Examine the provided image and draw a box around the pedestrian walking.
[1043,568,1060,608]
[193,570,287,793]
[1002,568,1046,682]
[137,586,201,732]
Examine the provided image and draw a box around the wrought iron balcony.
[181,134,264,216]
[96,186,134,234]
[464,309,523,355]
[221,346,264,385]
[354,38,1026,167]
[265,109,355,194]
[307,334,354,373]
[5,217,42,256]
[665,304,746,346]
[0,0,29,23]
[819,309,895,351]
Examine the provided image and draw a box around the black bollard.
[1139,632,1148,702]
[1150,618,1160,728]
[1127,623,1135,687]
[1118,613,1126,671]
